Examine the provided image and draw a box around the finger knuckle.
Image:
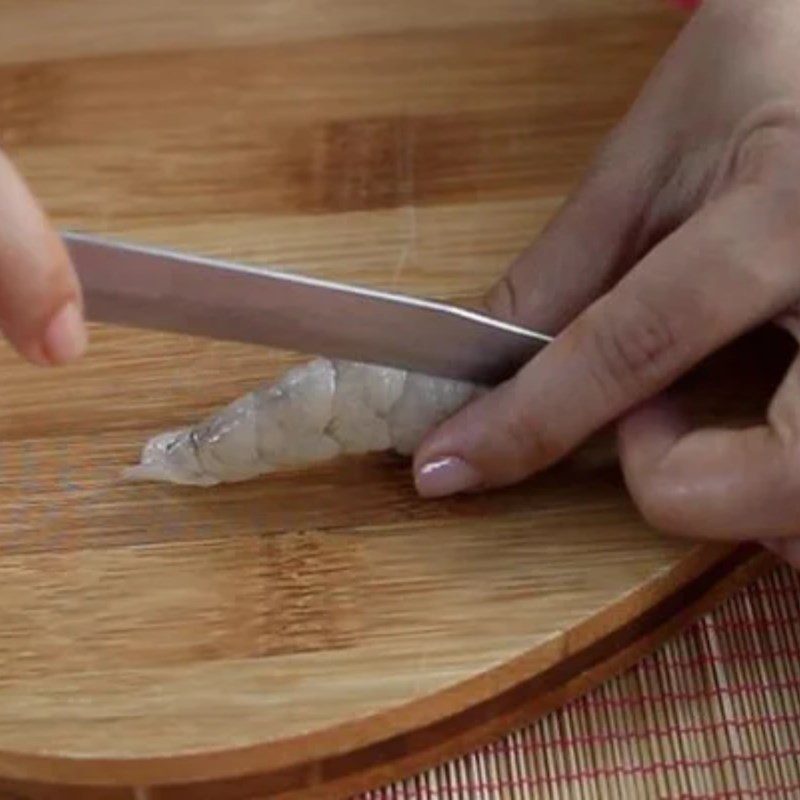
[730,107,800,191]
[638,490,684,534]
[582,296,680,401]
[630,475,688,534]
[484,273,520,323]
[514,417,563,470]
[500,395,567,472]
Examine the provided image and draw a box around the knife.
[62,231,552,385]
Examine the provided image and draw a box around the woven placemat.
[357,562,799,799]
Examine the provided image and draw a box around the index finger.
[0,152,86,365]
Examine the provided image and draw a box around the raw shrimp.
[125,358,481,486]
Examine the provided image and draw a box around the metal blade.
[63,231,552,385]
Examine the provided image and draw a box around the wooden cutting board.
[0,2,772,798]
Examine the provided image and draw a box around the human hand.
[0,150,86,366]
[413,0,800,565]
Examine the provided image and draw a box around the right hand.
[0,150,86,366]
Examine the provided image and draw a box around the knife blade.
[62,231,552,385]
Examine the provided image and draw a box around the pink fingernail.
[415,456,481,498]
[42,301,87,365]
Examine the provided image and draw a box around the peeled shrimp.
[125,358,481,486]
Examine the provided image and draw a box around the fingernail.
[415,456,481,498]
[42,301,87,365]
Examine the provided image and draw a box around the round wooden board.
[0,2,768,798]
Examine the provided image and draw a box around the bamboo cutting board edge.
[0,543,768,798]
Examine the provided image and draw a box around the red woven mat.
[358,563,800,799]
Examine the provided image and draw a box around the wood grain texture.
[0,1,769,797]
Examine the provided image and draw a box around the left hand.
[412,0,800,567]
